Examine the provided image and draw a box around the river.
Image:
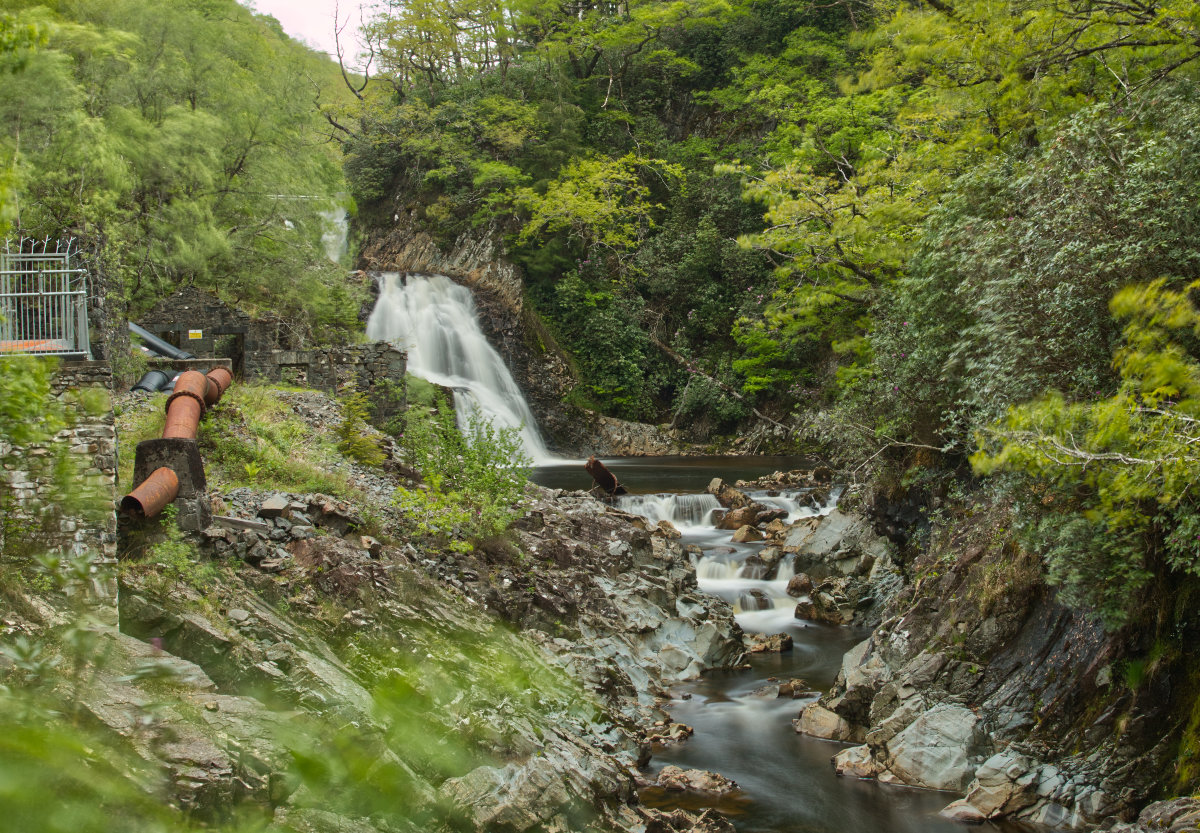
[535,457,1033,833]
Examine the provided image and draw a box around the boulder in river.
[730,524,764,543]
[657,765,739,796]
[794,703,863,742]
[706,478,751,510]
[745,632,793,653]
[787,573,814,597]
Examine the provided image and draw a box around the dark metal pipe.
[128,321,195,360]
[132,369,172,393]
[120,466,180,518]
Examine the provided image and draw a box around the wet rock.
[784,509,890,580]
[731,525,764,543]
[656,765,739,796]
[882,704,987,792]
[740,553,778,580]
[716,504,758,530]
[787,573,814,597]
[642,807,736,833]
[646,722,694,747]
[794,703,862,742]
[1102,797,1200,833]
[833,744,881,779]
[654,520,682,539]
[745,632,793,653]
[752,678,808,699]
[706,478,751,510]
[738,588,773,610]
[951,751,1038,819]
[939,799,988,823]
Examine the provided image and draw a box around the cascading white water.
[617,487,841,617]
[320,207,349,264]
[365,272,555,464]
[616,493,722,529]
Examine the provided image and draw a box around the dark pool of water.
[532,455,813,495]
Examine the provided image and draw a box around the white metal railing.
[0,238,91,359]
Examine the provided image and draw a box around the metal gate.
[0,238,91,359]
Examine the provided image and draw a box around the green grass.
[115,400,165,489]
[199,383,348,495]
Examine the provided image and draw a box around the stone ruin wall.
[245,343,407,427]
[0,359,118,619]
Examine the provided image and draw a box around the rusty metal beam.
[120,466,180,519]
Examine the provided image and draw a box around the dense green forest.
[0,0,357,338]
[2,0,1199,636]
[334,0,1200,624]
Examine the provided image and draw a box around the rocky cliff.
[789,492,1193,829]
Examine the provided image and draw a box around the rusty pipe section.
[206,366,232,401]
[120,466,180,519]
[162,371,208,440]
[121,364,234,519]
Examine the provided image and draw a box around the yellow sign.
[187,329,203,340]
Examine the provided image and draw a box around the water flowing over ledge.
[365,272,556,464]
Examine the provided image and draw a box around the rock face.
[422,487,746,723]
[110,490,743,832]
[795,496,1185,829]
[1102,797,1200,833]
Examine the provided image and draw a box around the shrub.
[397,394,530,548]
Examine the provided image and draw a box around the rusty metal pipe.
[203,376,220,407]
[205,366,232,402]
[163,394,203,440]
[167,370,209,412]
[120,466,180,519]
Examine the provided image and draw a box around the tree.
[973,279,1200,625]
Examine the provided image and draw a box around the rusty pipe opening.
[163,395,203,440]
[205,367,232,402]
[120,466,180,519]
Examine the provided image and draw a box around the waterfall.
[320,207,349,264]
[615,493,722,529]
[365,272,554,464]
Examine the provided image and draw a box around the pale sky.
[241,0,371,59]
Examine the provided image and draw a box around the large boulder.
[656,765,739,796]
[794,703,863,742]
[784,509,891,580]
[706,478,751,510]
[882,704,988,792]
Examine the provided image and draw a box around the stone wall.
[0,359,118,617]
[251,343,407,425]
[138,287,280,376]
